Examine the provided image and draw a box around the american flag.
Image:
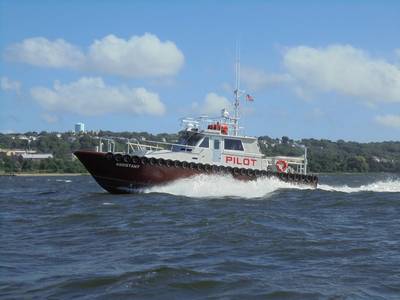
[246,94,254,101]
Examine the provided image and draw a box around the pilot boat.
[75,62,318,194]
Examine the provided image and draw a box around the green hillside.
[1,132,399,174]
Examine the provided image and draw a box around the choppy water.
[1,174,400,299]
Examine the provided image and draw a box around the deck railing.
[98,137,308,174]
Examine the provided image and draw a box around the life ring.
[276,160,288,173]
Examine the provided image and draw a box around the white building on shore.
[75,122,85,134]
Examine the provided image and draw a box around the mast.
[233,44,241,136]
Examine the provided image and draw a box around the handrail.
[128,139,198,151]
[131,139,267,158]
[265,155,305,162]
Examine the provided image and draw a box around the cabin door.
[212,138,222,163]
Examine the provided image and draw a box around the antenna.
[233,42,241,136]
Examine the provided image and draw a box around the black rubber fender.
[149,157,157,166]
[140,156,148,165]
[156,158,164,166]
[114,154,122,163]
[122,154,131,163]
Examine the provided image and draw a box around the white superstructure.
[97,55,308,175]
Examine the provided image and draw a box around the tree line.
[0,131,399,173]
[259,136,400,173]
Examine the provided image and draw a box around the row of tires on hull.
[105,152,318,185]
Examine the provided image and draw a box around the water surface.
[1,174,400,299]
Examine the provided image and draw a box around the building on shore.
[1,149,36,156]
[75,122,85,134]
[0,149,53,160]
[19,153,53,160]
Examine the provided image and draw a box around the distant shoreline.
[0,173,89,177]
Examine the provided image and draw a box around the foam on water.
[318,179,400,193]
[144,174,305,198]
[144,175,400,198]
[55,179,72,183]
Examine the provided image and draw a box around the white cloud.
[192,92,232,116]
[87,34,184,77]
[235,45,400,104]
[241,67,292,91]
[0,129,15,134]
[30,77,165,116]
[221,82,233,94]
[375,114,400,128]
[41,113,59,123]
[6,33,184,78]
[1,76,21,94]
[283,45,400,103]
[6,37,85,68]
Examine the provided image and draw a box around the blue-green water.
[1,174,400,299]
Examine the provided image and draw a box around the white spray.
[143,175,400,198]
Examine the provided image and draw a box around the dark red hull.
[75,150,318,194]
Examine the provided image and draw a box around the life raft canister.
[276,159,289,173]
[221,124,228,135]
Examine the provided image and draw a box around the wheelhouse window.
[177,133,203,146]
[224,139,244,151]
[214,139,220,150]
[174,132,203,152]
[187,135,203,146]
[199,137,209,148]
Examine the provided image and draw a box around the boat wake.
[144,175,400,198]
[318,179,400,193]
[144,174,307,198]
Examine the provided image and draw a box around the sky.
[1,0,400,142]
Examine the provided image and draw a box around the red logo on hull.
[225,156,256,166]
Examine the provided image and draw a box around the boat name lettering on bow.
[116,163,140,169]
[225,156,257,166]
